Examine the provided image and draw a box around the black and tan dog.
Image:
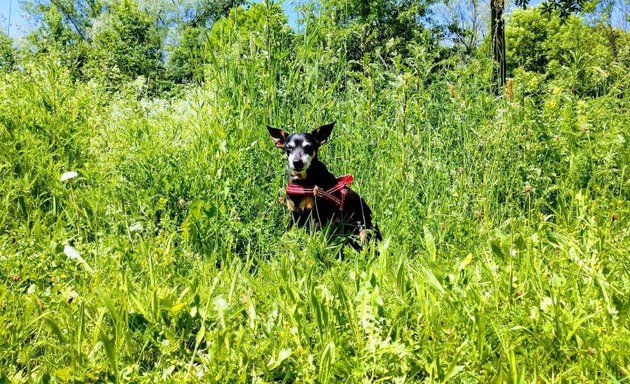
[267,122,381,248]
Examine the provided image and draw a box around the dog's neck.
[289,159,337,188]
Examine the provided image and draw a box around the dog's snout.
[292,159,304,169]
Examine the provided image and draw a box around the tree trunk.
[491,0,506,94]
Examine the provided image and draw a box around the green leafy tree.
[24,0,99,79]
[86,0,165,93]
[506,7,628,95]
[0,31,17,72]
[314,0,441,70]
[491,0,588,91]
[166,0,244,84]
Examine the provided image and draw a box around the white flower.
[60,171,78,182]
[63,245,95,274]
[129,222,144,232]
[540,296,555,312]
[64,245,80,260]
[213,296,228,314]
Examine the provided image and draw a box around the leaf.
[458,253,473,271]
[54,367,73,382]
[268,348,292,370]
[318,342,335,384]
[44,318,65,343]
[424,226,436,262]
[204,204,217,218]
[100,333,117,373]
[189,199,203,220]
[490,239,505,260]
[421,265,445,295]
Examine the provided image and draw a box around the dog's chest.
[287,195,315,212]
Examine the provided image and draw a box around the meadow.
[1,2,629,382]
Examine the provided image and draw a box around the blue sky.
[0,0,30,38]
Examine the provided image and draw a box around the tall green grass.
[1,5,629,382]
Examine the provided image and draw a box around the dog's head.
[267,122,335,180]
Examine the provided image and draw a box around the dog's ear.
[311,122,335,145]
[267,126,287,148]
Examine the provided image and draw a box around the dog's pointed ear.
[311,122,335,145]
[267,125,287,148]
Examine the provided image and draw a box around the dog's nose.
[292,160,304,169]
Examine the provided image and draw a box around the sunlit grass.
[0,7,629,382]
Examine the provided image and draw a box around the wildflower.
[458,167,464,175]
[11,274,20,282]
[129,222,144,232]
[60,171,78,182]
[540,296,554,312]
[524,184,533,193]
[178,198,186,208]
[214,296,228,314]
[64,245,80,260]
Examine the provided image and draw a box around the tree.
[86,0,165,93]
[491,0,588,92]
[0,31,17,72]
[166,0,244,84]
[506,7,628,95]
[316,0,441,70]
[491,0,505,91]
[24,0,99,79]
[443,0,486,56]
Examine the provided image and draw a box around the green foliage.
[166,0,245,84]
[87,0,165,94]
[506,7,629,96]
[314,0,442,70]
[0,1,629,382]
[0,31,17,72]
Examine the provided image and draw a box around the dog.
[267,122,381,248]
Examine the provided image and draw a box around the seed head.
[447,82,459,98]
[178,198,186,208]
[11,274,20,282]
[524,184,533,193]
